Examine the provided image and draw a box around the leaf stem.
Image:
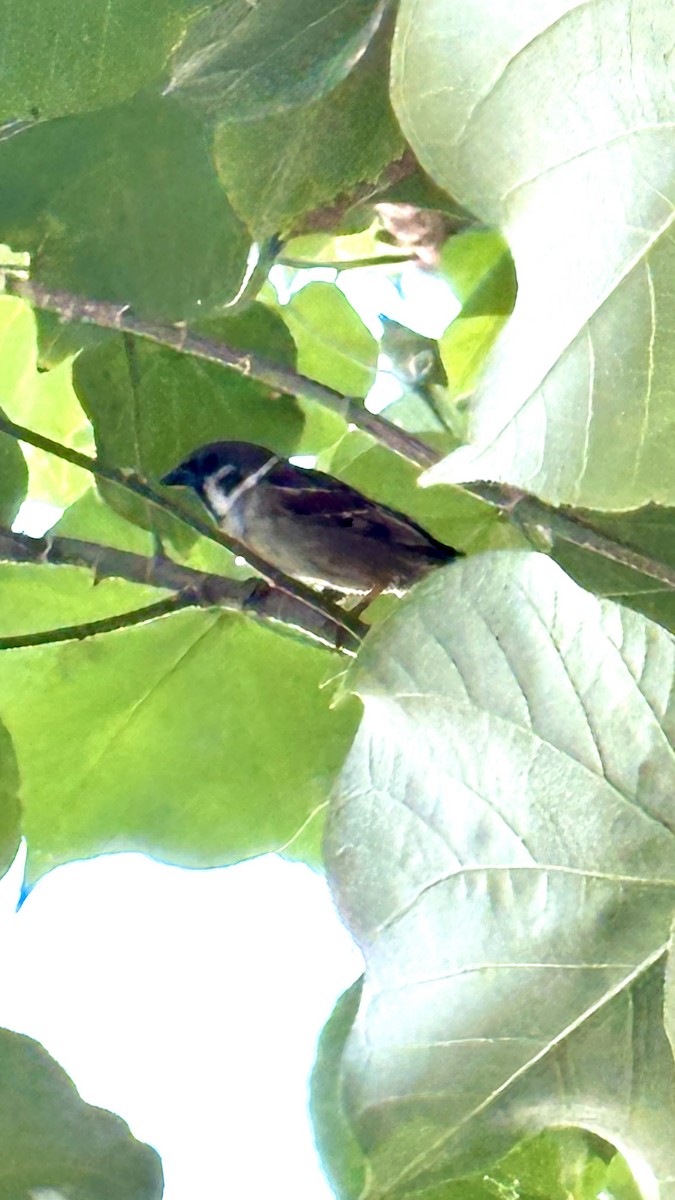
[278,254,413,270]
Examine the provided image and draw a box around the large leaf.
[325,552,675,1195]
[0,718,21,882]
[275,283,378,398]
[168,0,389,120]
[213,12,403,238]
[0,94,250,320]
[0,0,195,122]
[0,1025,162,1197]
[311,987,639,1200]
[390,1,675,510]
[73,304,303,538]
[0,563,163,633]
[0,567,360,883]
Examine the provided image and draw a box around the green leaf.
[0,423,27,528]
[0,1026,162,1197]
[0,296,36,401]
[408,1129,625,1200]
[213,14,404,238]
[0,718,21,883]
[311,979,367,1200]
[73,304,303,539]
[436,230,517,431]
[56,484,250,585]
[503,500,675,640]
[54,488,156,555]
[0,94,251,320]
[325,552,675,1194]
[489,1130,598,1200]
[35,310,113,370]
[603,1153,644,1200]
[275,283,378,398]
[0,294,93,509]
[282,222,409,267]
[0,0,194,122]
[0,564,163,635]
[439,230,516,311]
[391,1,675,510]
[13,359,94,509]
[168,0,389,120]
[366,161,475,230]
[294,398,349,457]
[0,297,35,522]
[0,582,360,883]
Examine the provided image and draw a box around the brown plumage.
[162,441,461,595]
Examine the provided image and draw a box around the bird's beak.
[161,465,192,487]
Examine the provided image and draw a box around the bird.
[161,441,461,600]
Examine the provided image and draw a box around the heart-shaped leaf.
[390,1,675,509]
[0,1025,162,1198]
[326,552,675,1194]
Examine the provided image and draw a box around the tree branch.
[6,276,438,470]
[0,527,365,654]
[466,482,675,592]
[9,280,675,616]
[0,412,365,648]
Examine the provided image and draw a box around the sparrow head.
[161,441,277,494]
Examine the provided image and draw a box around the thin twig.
[0,414,364,648]
[0,527,364,654]
[6,277,439,469]
[278,254,413,270]
[0,594,192,650]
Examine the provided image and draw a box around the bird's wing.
[268,463,452,555]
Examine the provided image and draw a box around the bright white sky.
[0,850,363,1199]
[4,261,458,1199]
